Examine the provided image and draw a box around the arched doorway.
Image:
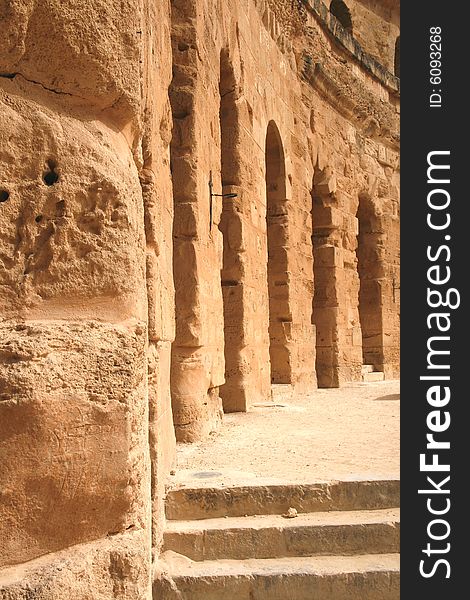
[356,195,384,370]
[265,121,291,384]
[330,0,353,33]
[218,50,245,412]
[394,36,400,78]
[311,168,340,388]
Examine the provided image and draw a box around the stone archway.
[311,168,340,388]
[330,0,353,33]
[394,36,400,78]
[356,195,385,371]
[265,121,291,384]
[218,49,245,412]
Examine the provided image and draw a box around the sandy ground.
[173,380,400,486]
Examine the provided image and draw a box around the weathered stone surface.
[155,552,400,600]
[164,508,400,560]
[168,0,399,438]
[0,0,144,124]
[0,86,147,321]
[0,532,150,600]
[1,0,399,595]
[159,382,400,597]
[166,479,400,521]
[1,0,175,596]
[0,320,148,567]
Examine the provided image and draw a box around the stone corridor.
[0,1,399,598]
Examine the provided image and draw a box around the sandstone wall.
[0,1,175,597]
[300,0,400,383]
[170,0,400,438]
[169,0,321,441]
[0,0,399,595]
[345,0,400,72]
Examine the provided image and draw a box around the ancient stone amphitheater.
[0,0,400,598]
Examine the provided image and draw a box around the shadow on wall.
[265,121,291,385]
[330,0,353,33]
[356,194,384,371]
[219,48,246,413]
[394,36,400,78]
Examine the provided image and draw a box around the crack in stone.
[0,72,79,99]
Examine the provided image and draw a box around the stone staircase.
[154,478,400,599]
[362,364,385,383]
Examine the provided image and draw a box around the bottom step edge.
[154,553,400,600]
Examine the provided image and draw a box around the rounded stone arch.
[265,120,291,384]
[265,120,287,203]
[394,36,400,78]
[219,48,239,187]
[218,46,247,413]
[330,0,353,33]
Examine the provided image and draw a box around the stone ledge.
[301,0,399,94]
[302,61,399,147]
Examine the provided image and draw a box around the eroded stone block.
[0,321,148,567]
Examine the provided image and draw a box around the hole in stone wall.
[394,36,400,78]
[0,190,10,203]
[43,159,59,186]
[330,0,353,33]
[35,215,43,223]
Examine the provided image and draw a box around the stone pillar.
[312,171,363,387]
[286,130,317,393]
[169,8,225,441]
[0,0,175,596]
[140,0,177,550]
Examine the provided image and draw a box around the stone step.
[361,364,375,374]
[165,479,400,521]
[363,372,385,382]
[154,552,400,600]
[163,508,400,561]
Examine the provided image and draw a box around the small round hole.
[43,171,59,186]
[0,190,10,203]
[35,215,43,223]
[43,159,60,186]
